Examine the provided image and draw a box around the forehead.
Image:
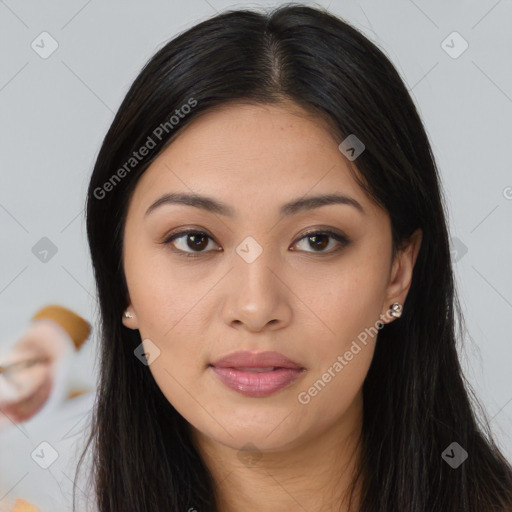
[161,100,343,162]
[127,101,376,219]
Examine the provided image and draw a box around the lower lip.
[210,366,305,397]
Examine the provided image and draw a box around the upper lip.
[210,350,303,369]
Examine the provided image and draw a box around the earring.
[124,310,134,319]
[389,302,403,318]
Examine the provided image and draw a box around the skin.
[122,101,422,512]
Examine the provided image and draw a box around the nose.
[220,242,293,333]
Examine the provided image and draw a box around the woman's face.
[122,101,421,452]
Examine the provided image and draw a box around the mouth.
[231,366,283,372]
[208,350,306,397]
[209,366,306,397]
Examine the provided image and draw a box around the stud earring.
[389,302,403,318]
[124,310,134,319]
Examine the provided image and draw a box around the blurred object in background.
[8,498,40,511]
[0,305,94,512]
[0,305,91,428]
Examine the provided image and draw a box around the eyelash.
[161,228,350,259]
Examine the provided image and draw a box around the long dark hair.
[78,3,512,511]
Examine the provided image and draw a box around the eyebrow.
[144,191,366,218]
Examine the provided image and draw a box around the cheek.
[293,266,385,420]
[124,241,200,336]
[123,246,213,395]
[297,255,389,360]
[293,249,389,417]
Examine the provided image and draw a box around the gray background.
[1,0,511,509]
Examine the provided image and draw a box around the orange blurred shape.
[10,498,40,512]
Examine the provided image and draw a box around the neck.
[189,391,364,512]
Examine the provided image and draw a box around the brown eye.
[185,233,209,251]
[292,230,350,254]
[162,228,350,258]
[306,233,329,251]
[164,230,220,257]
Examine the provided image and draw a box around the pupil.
[188,234,207,251]
[310,234,328,251]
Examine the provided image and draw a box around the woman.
[77,3,512,511]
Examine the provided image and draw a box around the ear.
[121,301,139,330]
[380,228,422,324]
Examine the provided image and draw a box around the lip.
[211,350,303,369]
[209,350,305,397]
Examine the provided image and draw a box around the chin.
[190,413,307,453]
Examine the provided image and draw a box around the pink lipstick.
[209,350,305,397]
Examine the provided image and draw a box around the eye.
[162,229,220,258]
[291,230,350,254]
[162,228,350,258]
